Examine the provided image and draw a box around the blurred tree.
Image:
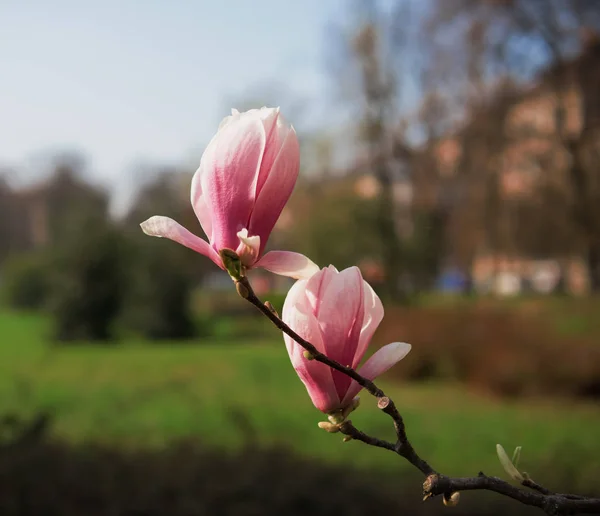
[281,178,383,272]
[426,0,600,291]
[49,214,126,342]
[404,209,446,292]
[125,167,197,230]
[0,177,16,267]
[120,235,197,341]
[0,173,34,267]
[39,155,109,246]
[1,251,51,310]
[351,20,408,301]
[447,85,521,284]
[121,169,207,340]
[125,167,211,280]
[329,1,429,300]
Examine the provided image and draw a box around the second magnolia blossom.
[282,265,411,414]
[140,107,318,279]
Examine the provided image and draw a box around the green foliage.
[403,209,445,291]
[48,216,126,342]
[1,309,599,494]
[1,252,51,310]
[283,183,384,271]
[121,236,198,340]
[279,182,445,300]
[262,291,287,315]
[42,160,111,246]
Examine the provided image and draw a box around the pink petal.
[140,216,222,269]
[254,251,319,279]
[255,108,284,197]
[316,267,364,400]
[317,267,364,362]
[282,277,310,339]
[200,115,266,251]
[341,342,412,406]
[282,282,339,412]
[282,279,326,356]
[247,126,300,254]
[303,265,337,315]
[353,281,384,369]
[217,108,241,131]
[190,163,213,242]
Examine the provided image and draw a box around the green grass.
[1,310,599,491]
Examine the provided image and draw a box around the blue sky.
[1,0,346,211]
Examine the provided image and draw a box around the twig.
[237,276,434,475]
[424,474,600,515]
[237,276,600,515]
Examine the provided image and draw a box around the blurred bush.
[275,182,445,301]
[278,181,386,273]
[1,252,51,310]
[0,412,541,516]
[376,303,600,399]
[193,290,280,342]
[120,237,199,340]
[48,216,127,342]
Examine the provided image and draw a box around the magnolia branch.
[236,275,600,515]
[236,275,432,476]
[339,420,600,514]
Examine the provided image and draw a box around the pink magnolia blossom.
[282,265,411,414]
[140,107,319,279]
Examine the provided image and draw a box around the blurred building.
[0,166,109,258]
[410,37,600,295]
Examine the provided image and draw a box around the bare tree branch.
[236,276,432,474]
[236,274,600,515]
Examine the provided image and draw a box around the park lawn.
[1,310,599,492]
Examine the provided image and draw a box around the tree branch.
[236,276,433,474]
[237,276,600,515]
[425,474,600,515]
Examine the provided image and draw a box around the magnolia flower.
[282,265,411,413]
[140,107,318,279]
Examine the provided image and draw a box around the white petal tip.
[379,342,412,364]
[236,229,260,250]
[391,342,412,355]
[140,217,163,237]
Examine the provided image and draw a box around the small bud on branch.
[443,492,461,507]
[220,249,244,281]
[235,281,250,299]
[497,444,524,482]
[264,301,279,317]
[318,421,341,433]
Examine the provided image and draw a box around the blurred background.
[1,1,599,514]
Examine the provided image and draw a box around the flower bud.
[317,421,340,433]
[282,265,411,413]
[496,444,524,482]
[141,107,319,281]
[220,249,243,280]
[443,492,460,507]
[303,350,315,360]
